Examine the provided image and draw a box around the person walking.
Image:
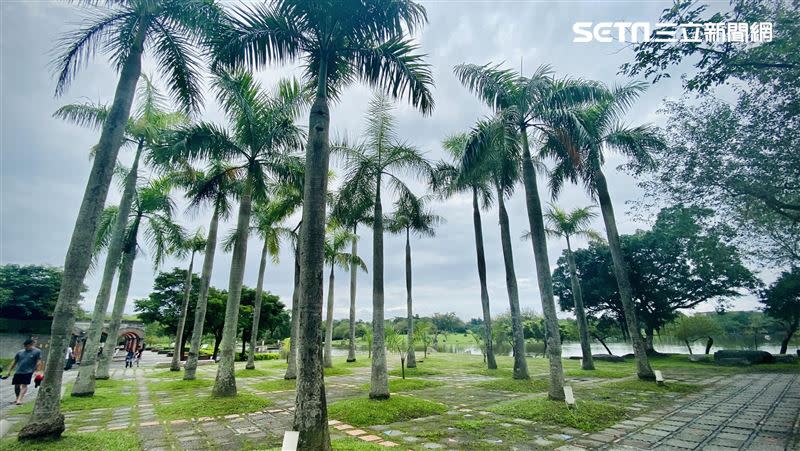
[125,349,135,368]
[64,344,74,370]
[3,338,43,405]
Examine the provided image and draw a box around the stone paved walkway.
[589,373,800,451]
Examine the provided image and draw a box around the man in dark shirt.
[4,338,43,405]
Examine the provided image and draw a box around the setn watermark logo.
[573,22,773,44]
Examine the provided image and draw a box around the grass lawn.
[1,430,140,451]
[328,395,446,426]
[491,397,628,432]
[252,378,296,392]
[15,380,135,414]
[476,377,550,393]
[148,378,213,392]
[359,377,444,392]
[154,393,271,421]
[324,366,353,377]
[235,368,273,378]
[146,369,186,379]
[388,366,442,377]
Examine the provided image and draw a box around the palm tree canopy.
[174,227,207,259]
[541,82,666,197]
[462,116,522,199]
[385,192,442,238]
[324,228,367,272]
[540,204,603,242]
[335,93,432,205]
[211,0,433,112]
[431,132,494,209]
[169,159,243,220]
[53,0,222,113]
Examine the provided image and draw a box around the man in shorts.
[4,338,43,405]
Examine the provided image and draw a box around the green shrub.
[235,352,280,361]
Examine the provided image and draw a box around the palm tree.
[455,63,604,400]
[170,229,207,371]
[165,160,242,380]
[542,82,665,380]
[432,133,498,370]
[56,76,187,397]
[245,199,295,370]
[212,2,433,446]
[157,70,305,397]
[323,228,367,368]
[96,178,185,380]
[21,2,219,437]
[330,188,374,363]
[536,205,602,371]
[464,117,529,380]
[336,93,431,401]
[385,193,441,368]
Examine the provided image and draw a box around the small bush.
[235,352,281,361]
[328,395,446,426]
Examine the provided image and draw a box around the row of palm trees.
[22,2,665,450]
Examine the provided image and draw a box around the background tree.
[336,93,431,400]
[323,228,365,368]
[385,193,442,368]
[22,1,220,438]
[135,269,202,347]
[238,287,288,358]
[535,204,601,370]
[170,229,207,371]
[385,328,409,379]
[213,1,433,446]
[668,315,723,355]
[761,268,800,354]
[0,265,71,320]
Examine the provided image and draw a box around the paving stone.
[378,441,399,447]
[360,435,381,442]
[346,429,367,436]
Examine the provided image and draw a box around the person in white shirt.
[64,345,74,370]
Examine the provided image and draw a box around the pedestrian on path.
[64,344,74,370]
[3,338,43,405]
[125,349,135,368]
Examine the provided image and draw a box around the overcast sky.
[0,1,764,323]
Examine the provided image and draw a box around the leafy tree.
[212,1,434,445]
[157,69,305,397]
[23,1,220,438]
[0,265,72,320]
[588,315,624,355]
[431,312,466,338]
[386,193,442,369]
[385,328,408,379]
[335,93,431,400]
[414,321,434,359]
[323,228,365,368]
[170,229,207,371]
[238,287,288,358]
[761,268,800,354]
[135,269,202,344]
[536,204,601,370]
[668,315,722,355]
[61,76,187,397]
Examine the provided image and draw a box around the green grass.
[154,393,271,421]
[328,395,446,426]
[235,368,273,378]
[360,378,444,392]
[15,380,135,414]
[330,437,387,450]
[491,397,628,432]
[324,366,353,377]
[388,366,442,377]
[2,430,140,451]
[476,377,549,393]
[252,378,296,392]
[148,378,212,392]
[146,369,186,379]
[594,379,702,396]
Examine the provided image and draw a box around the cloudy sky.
[0,1,762,322]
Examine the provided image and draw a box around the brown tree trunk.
[519,130,564,400]
[247,239,269,370]
[185,208,220,380]
[369,177,390,399]
[347,224,358,362]
[496,185,529,380]
[19,22,147,442]
[471,187,497,369]
[565,237,594,370]
[323,263,335,368]
[285,243,300,379]
[595,170,654,380]
[705,336,714,355]
[293,68,332,449]
[171,251,196,371]
[780,324,796,354]
[405,227,417,368]
[212,183,253,397]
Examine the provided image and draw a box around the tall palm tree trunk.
[472,187,497,369]
[284,244,300,379]
[405,227,417,368]
[369,178,390,399]
[212,184,253,396]
[72,141,143,396]
[565,237,594,370]
[185,208,220,380]
[518,130,564,399]
[324,264,335,368]
[595,170,654,380]
[293,68,331,450]
[96,220,141,380]
[346,225,358,362]
[171,251,196,371]
[496,187,529,380]
[246,240,270,370]
[19,25,147,441]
